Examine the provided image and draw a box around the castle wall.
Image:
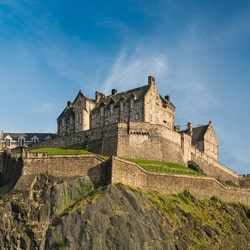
[28,121,239,185]
[191,148,239,185]
[203,125,218,161]
[116,122,189,164]
[30,123,119,157]
[111,157,250,205]
[30,122,188,165]
[2,150,250,205]
[0,151,23,187]
[13,152,109,192]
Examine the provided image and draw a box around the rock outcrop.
[0,174,250,249]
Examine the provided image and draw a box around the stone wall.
[29,122,188,164]
[28,121,239,184]
[15,152,110,189]
[191,149,239,185]
[0,151,23,187]
[111,157,250,205]
[30,123,119,157]
[2,149,250,205]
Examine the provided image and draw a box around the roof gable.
[192,125,209,142]
[94,85,150,109]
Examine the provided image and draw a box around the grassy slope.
[30,148,91,155]
[125,158,203,176]
[117,184,250,249]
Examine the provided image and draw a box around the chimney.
[165,95,170,102]
[186,122,192,135]
[67,101,72,108]
[174,125,180,132]
[111,89,117,95]
[95,91,105,102]
[148,75,155,86]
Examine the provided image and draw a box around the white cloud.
[101,49,168,94]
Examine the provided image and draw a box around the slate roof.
[57,106,74,120]
[2,133,57,141]
[57,90,94,120]
[93,84,175,110]
[94,85,150,109]
[191,125,209,142]
[180,124,209,143]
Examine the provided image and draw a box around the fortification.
[1,150,250,205]
[1,75,249,202]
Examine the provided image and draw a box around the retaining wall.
[111,157,250,205]
[191,149,239,186]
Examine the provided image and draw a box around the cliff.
[0,174,250,249]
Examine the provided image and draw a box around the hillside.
[0,174,250,249]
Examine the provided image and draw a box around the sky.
[0,0,250,174]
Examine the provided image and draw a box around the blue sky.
[0,0,250,174]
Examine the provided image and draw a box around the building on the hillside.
[57,91,95,136]
[0,132,57,149]
[56,75,219,163]
[57,76,176,136]
[181,121,218,161]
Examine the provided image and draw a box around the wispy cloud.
[102,48,168,94]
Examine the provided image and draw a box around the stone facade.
[57,76,176,136]
[56,75,219,165]
[57,91,95,136]
[191,122,218,161]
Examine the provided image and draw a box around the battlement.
[1,150,250,205]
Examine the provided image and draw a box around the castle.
[24,75,242,185]
[1,76,250,204]
[57,75,218,163]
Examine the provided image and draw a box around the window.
[110,103,114,114]
[105,120,109,125]
[5,138,11,147]
[96,123,100,128]
[124,116,129,122]
[18,137,25,146]
[155,104,159,113]
[100,106,105,117]
[70,116,73,125]
[62,118,65,127]
[31,136,39,143]
[149,101,152,109]
[79,113,82,124]
[130,98,135,109]
[115,118,119,123]
[45,135,52,140]
[120,100,124,112]
[135,113,140,120]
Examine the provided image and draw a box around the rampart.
[0,150,110,192]
[1,151,250,205]
[190,148,239,185]
[17,121,244,187]
[29,122,190,165]
[110,157,250,205]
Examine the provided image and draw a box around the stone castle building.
[57,76,218,162]
[57,76,175,135]
[2,75,248,202]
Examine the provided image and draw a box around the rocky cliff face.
[0,174,250,249]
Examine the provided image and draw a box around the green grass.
[125,158,203,176]
[31,148,92,155]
